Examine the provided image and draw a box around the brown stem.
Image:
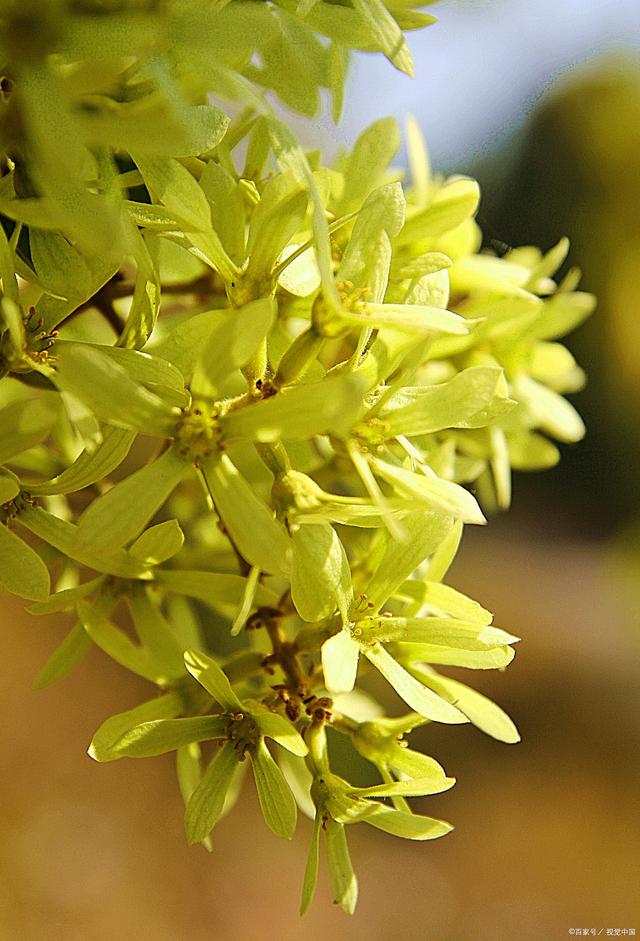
[262,611,332,725]
[59,277,124,334]
[107,274,218,300]
[264,615,306,694]
[94,289,125,336]
[58,272,224,334]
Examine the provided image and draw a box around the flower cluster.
[0,0,593,915]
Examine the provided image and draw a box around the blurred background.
[1,1,639,938]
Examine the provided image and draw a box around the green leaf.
[248,10,325,116]
[173,2,279,53]
[35,622,92,689]
[405,264,451,308]
[89,691,183,762]
[351,0,413,75]
[125,588,185,678]
[385,746,451,784]
[254,712,308,757]
[0,523,50,601]
[338,182,405,302]
[370,458,485,524]
[119,231,161,350]
[57,391,101,454]
[341,302,471,337]
[529,290,596,341]
[193,298,276,396]
[525,237,570,287]
[406,113,431,204]
[113,716,227,758]
[246,179,308,279]
[424,519,462,583]
[129,519,184,565]
[243,116,272,180]
[134,156,211,232]
[328,41,349,124]
[146,309,219,382]
[59,343,189,409]
[0,194,57,231]
[17,506,149,579]
[399,178,480,243]
[350,325,424,389]
[513,374,585,443]
[155,568,278,614]
[276,242,321,297]
[279,748,316,820]
[27,577,105,615]
[393,8,438,31]
[365,808,453,840]
[354,776,455,799]
[0,397,59,464]
[19,66,121,257]
[26,427,136,496]
[508,431,560,471]
[75,447,188,553]
[366,615,517,650]
[267,118,340,309]
[0,297,25,365]
[349,441,408,538]
[363,643,467,724]
[300,813,322,915]
[186,56,266,114]
[488,425,511,510]
[417,670,521,743]
[134,156,237,282]
[198,159,246,263]
[77,600,164,683]
[529,342,584,394]
[291,522,352,622]
[300,2,373,47]
[448,255,535,300]
[125,201,188,230]
[202,455,290,576]
[251,739,297,839]
[380,366,514,437]
[364,511,453,612]
[337,118,401,215]
[0,224,19,305]
[304,500,407,530]
[221,373,365,443]
[184,741,240,845]
[231,565,261,637]
[177,743,203,805]
[54,343,179,436]
[175,742,213,853]
[0,472,20,504]
[322,630,360,694]
[183,649,244,712]
[391,250,451,282]
[32,579,113,689]
[397,580,492,624]
[396,642,515,671]
[325,820,358,915]
[81,103,229,158]
[31,231,120,331]
[312,771,369,824]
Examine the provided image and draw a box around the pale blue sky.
[290,0,640,169]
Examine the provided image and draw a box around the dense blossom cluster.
[0,0,593,914]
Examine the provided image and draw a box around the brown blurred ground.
[2,522,638,941]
